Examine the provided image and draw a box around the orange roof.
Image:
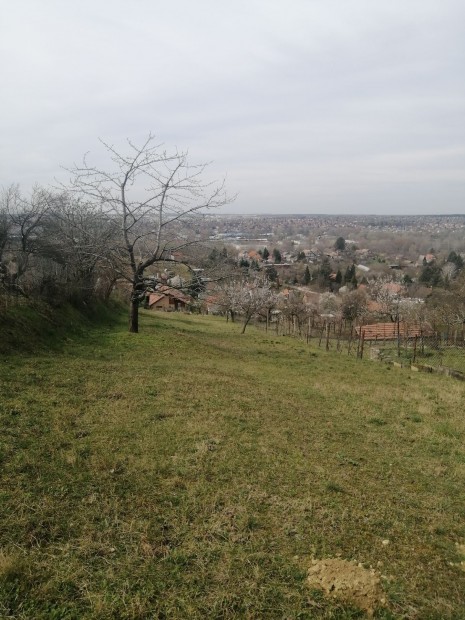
[147,293,165,305]
[355,322,433,340]
[157,286,191,303]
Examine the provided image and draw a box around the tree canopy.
[335,236,346,251]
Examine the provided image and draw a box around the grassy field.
[1,309,465,619]
[369,343,465,374]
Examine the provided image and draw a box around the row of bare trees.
[215,278,276,333]
[0,185,117,306]
[211,271,465,339]
[1,135,232,332]
[340,275,465,335]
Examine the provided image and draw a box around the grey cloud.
[1,0,464,213]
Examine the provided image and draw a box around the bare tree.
[1,185,52,296]
[369,276,406,322]
[216,279,242,322]
[0,189,12,291]
[217,277,276,333]
[65,135,232,332]
[399,298,430,333]
[236,279,276,334]
[43,194,119,303]
[278,290,310,333]
[341,288,369,323]
[441,262,457,288]
[427,272,465,330]
[319,292,340,317]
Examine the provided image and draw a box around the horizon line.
[213,212,465,217]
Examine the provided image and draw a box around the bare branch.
[63,134,234,332]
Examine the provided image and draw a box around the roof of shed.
[355,322,434,340]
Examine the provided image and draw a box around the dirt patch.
[307,557,386,617]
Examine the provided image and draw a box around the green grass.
[1,309,465,618]
[0,299,123,355]
[435,348,465,373]
[375,343,465,374]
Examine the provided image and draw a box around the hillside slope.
[1,310,464,618]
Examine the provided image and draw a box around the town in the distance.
[149,213,465,335]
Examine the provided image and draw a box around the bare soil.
[307,557,387,617]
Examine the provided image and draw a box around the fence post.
[413,335,417,363]
[397,318,401,357]
[348,325,354,356]
[326,322,330,351]
[359,330,365,359]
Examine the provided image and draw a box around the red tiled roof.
[147,293,165,305]
[355,322,434,340]
[157,286,191,303]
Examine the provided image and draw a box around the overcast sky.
[1,0,464,214]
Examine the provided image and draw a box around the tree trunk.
[129,298,139,333]
[103,278,117,301]
[241,315,251,334]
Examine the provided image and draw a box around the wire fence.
[250,315,465,377]
[366,333,465,374]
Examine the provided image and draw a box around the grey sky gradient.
[1,0,464,214]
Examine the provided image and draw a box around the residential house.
[146,286,192,311]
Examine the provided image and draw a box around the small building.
[146,287,192,311]
[417,253,436,267]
